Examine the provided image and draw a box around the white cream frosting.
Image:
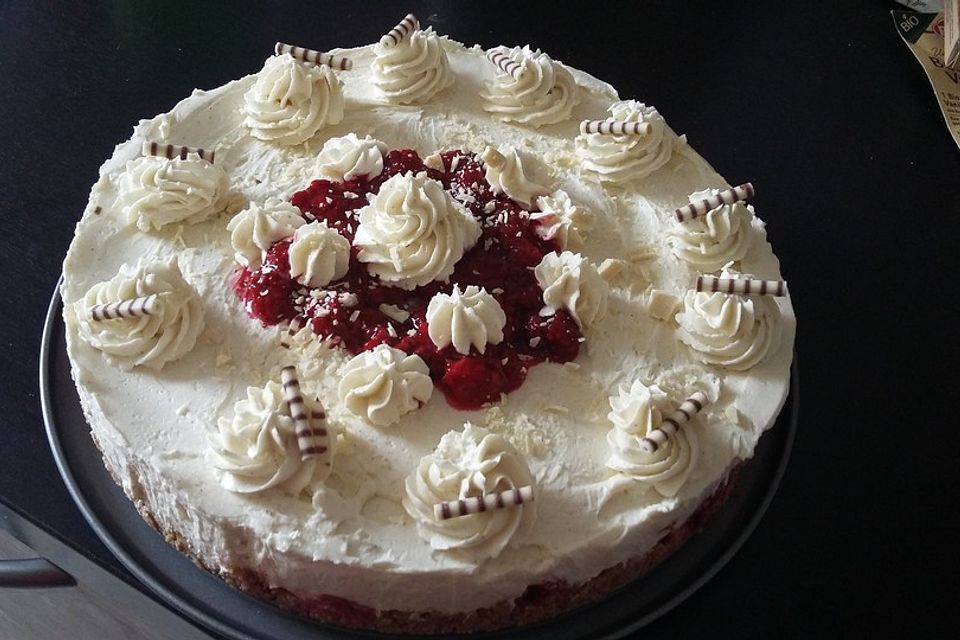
[288,221,350,287]
[403,423,535,561]
[482,145,550,209]
[119,155,228,231]
[61,38,795,617]
[606,381,698,497]
[426,285,506,355]
[354,172,481,289]
[576,100,676,184]
[315,133,387,182]
[72,257,203,371]
[227,199,304,269]
[243,54,344,146]
[675,269,782,371]
[482,45,580,128]
[532,189,591,250]
[210,381,321,494]
[372,27,454,104]
[669,189,761,272]
[534,251,609,330]
[338,344,433,426]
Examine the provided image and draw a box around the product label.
[893,11,960,149]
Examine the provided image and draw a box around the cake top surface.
[61,32,794,613]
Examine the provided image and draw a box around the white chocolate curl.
[426,285,506,355]
[274,42,352,70]
[403,423,536,561]
[73,258,203,371]
[338,344,433,426]
[243,54,344,146]
[354,172,481,290]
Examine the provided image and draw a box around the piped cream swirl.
[482,145,550,209]
[72,257,204,371]
[482,45,580,128]
[669,189,759,272]
[577,100,675,184]
[338,344,433,426]
[372,27,454,104]
[210,381,319,495]
[227,199,304,269]
[531,190,592,250]
[354,172,481,290]
[606,381,699,497]
[403,423,536,562]
[119,155,227,231]
[288,221,350,287]
[315,134,387,182]
[534,251,609,330]
[426,285,506,355]
[243,55,344,146]
[675,269,782,370]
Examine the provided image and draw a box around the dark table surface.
[2,1,958,637]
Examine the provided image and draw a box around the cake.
[60,14,795,635]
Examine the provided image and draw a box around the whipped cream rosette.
[482,45,580,128]
[354,172,481,289]
[481,145,550,209]
[372,26,454,104]
[315,133,387,181]
[426,285,506,355]
[669,188,762,272]
[532,189,592,250]
[403,423,536,561]
[72,257,204,371]
[577,99,676,184]
[606,381,699,497]
[534,251,609,330]
[243,54,344,146]
[119,154,228,231]
[210,381,324,494]
[288,221,350,287]
[227,199,305,269]
[338,344,433,426]
[676,268,783,370]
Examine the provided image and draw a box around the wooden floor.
[0,530,176,640]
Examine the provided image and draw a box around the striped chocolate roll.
[434,485,534,520]
[486,48,524,80]
[274,42,352,71]
[579,120,652,136]
[142,141,216,164]
[280,365,329,461]
[88,294,159,322]
[379,13,419,47]
[674,182,755,222]
[696,275,788,297]
[640,391,708,453]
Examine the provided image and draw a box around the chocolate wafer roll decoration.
[674,183,755,222]
[579,120,652,136]
[88,294,159,322]
[696,275,788,297]
[434,486,535,520]
[641,392,709,453]
[380,13,419,47]
[274,42,352,71]
[142,141,216,164]
[486,48,524,81]
[280,365,329,461]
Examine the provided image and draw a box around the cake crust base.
[120,454,741,635]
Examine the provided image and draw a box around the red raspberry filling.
[233,149,583,410]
